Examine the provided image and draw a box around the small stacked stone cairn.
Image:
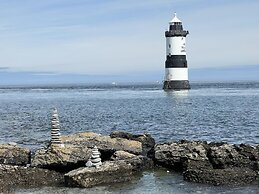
[86,146,102,168]
[51,108,64,147]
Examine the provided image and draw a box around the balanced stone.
[50,108,63,146]
[86,146,102,168]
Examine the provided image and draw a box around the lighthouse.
[163,13,190,90]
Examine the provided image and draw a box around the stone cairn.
[86,146,102,168]
[51,108,64,147]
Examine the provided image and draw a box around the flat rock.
[0,164,64,192]
[64,160,134,188]
[110,131,155,155]
[31,144,91,171]
[0,144,30,166]
[61,132,142,155]
[111,150,136,160]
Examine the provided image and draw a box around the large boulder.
[110,131,155,156]
[0,143,30,166]
[154,140,209,170]
[0,164,64,192]
[64,160,134,188]
[61,132,143,156]
[31,144,91,171]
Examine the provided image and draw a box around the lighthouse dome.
[169,13,182,24]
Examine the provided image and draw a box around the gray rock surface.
[64,160,133,188]
[111,150,136,161]
[0,144,30,166]
[31,144,91,171]
[110,131,155,155]
[0,164,64,192]
[111,151,154,171]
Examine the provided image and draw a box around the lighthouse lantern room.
[163,13,190,90]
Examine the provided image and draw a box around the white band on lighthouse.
[166,37,186,56]
[165,68,188,81]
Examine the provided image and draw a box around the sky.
[0,0,259,84]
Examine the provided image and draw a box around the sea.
[0,81,258,194]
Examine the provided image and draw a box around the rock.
[32,132,143,171]
[111,151,136,160]
[31,144,91,171]
[0,144,30,166]
[0,164,64,192]
[110,131,155,155]
[61,132,142,156]
[155,140,259,185]
[154,140,208,170]
[208,143,258,169]
[124,155,154,171]
[64,160,134,188]
[111,151,154,171]
[183,167,259,186]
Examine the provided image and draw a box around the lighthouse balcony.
[165,30,189,37]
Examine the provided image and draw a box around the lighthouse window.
[168,44,171,48]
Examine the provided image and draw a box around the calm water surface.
[0,82,258,193]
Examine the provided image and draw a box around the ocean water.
[0,82,259,193]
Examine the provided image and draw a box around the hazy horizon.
[1,65,259,86]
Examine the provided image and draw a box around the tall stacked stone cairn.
[51,108,63,147]
[86,146,102,168]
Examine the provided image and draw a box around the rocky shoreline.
[0,131,258,192]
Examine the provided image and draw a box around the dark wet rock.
[31,144,91,172]
[125,155,154,171]
[208,143,258,170]
[0,144,30,166]
[183,167,259,186]
[0,164,64,192]
[64,160,134,188]
[62,132,142,156]
[155,140,259,185]
[110,131,155,156]
[154,140,208,171]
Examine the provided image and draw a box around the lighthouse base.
[163,80,190,90]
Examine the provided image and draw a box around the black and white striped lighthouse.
[163,13,190,90]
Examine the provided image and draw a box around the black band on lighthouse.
[163,80,190,90]
[165,55,188,68]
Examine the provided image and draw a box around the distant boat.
[111,82,117,85]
